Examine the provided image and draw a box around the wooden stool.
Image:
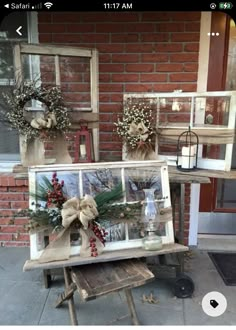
[55,259,154,325]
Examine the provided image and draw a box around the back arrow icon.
[16,26,22,36]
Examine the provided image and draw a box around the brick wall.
[0,11,201,246]
[38,11,201,161]
[0,174,29,247]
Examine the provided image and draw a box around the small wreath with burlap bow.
[114,100,156,152]
[1,81,71,140]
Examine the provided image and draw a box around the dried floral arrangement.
[1,80,71,141]
[114,100,157,154]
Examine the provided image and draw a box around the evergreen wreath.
[1,81,71,140]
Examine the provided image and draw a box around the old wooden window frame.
[123,92,236,171]
[28,160,174,260]
[13,43,99,161]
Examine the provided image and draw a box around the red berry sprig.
[46,172,66,209]
[89,237,98,257]
[89,222,108,257]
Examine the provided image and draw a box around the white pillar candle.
[80,144,86,158]
[181,145,196,169]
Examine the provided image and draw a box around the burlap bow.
[128,121,149,141]
[38,195,99,263]
[61,195,98,230]
[30,112,57,129]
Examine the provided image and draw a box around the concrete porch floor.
[0,247,236,325]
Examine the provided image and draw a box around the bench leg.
[43,269,51,289]
[125,288,139,325]
[63,267,78,325]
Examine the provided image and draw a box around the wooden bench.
[55,259,154,325]
[23,244,188,325]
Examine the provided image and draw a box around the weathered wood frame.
[123,92,236,171]
[13,43,99,161]
[28,160,174,260]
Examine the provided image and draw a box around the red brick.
[0,187,7,192]
[112,74,139,82]
[99,74,111,82]
[171,33,200,42]
[125,84,153,92]
[0,226,26,233]
[185,22,201,32]
[112,54,139,63]
[98,44,124,53]
[184,63,198,72]
[99,123,116,132]
[39,34,52,43]
[167,114,191,122]
[66,24,95,33]
[100,143,121,151]
[15,234,30,241]
[155,44,183,52]
[140,74,167,82]
[141,33,169,42]
[38,24,66,33]
[125,23,155,33]
[67,83,91,92]
[142,54,169,62]
[125,44,153,53]
[38,13,52,23]
[126,64,154,72]
[170,54,199,62]
[99,94,110,102]
[142,12,172,21]
[100,104,122,112]
[0,193,24,201]
[15,179,27,187]
[99,84,123,92]
[0,202,10,208]
[52,13,80,22]
[0,176,9,186]
[96,23,125,33]
[14,218,29,225]
[157,64,183,72]
[52,34,80,43]
[99,114,112,122]
[111,94,123,102]
[0,218,13,225]
[99,54,111,63]
[111,34,139,43]
[172,12,201,21]
[184,43,199,52]
[108,13,139,22]
[100,64,124,73]
[80,34,109,43]
[152,84,184,92]
[169,73,197,82]
[157,23,185,32]
[100,133,114,142]
[11,201,29,209]
[179,84,197,92]
[0,234,13,241]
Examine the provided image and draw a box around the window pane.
[0,12,28,160]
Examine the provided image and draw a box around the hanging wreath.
[1,81,71,140]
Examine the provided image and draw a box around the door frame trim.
[189,12,212,245]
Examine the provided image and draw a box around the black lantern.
[74,120,94,163]
[176,126,199,171]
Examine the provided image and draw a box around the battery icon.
[219,2,233,9]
